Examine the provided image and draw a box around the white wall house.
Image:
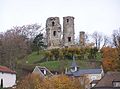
[0,66,16,88]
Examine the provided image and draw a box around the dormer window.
[41,69,47,75]
[52,21,55,26]
[113,81,120,87]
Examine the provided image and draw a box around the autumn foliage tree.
[16,74,44,89]
[101,47,118,71]
[16,74,84,89]
[47,75,83,89]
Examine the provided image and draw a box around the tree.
[0,30,28,69]
[101,47,118,71]
[89,47,98,59]
[48,75,84,89]
[12,23,42,39]
[33,33,46,55]
[12,23,44,53]
[113,29,120,60]
[16,74,44,89]
[0,24,43,69]
[16,74,84,89]
[92,32,103,50]
[112,29,120,70]
[44,51,52,61]
[102,35,111,47]
[51,49,60,60]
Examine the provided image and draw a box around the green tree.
[33,33,46,55]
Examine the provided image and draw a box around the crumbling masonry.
[46,16,85,49]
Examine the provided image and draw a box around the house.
[65,56,104,89]
[32,66,53,78]
[0,66,16,88]
[91,72,120,89]
[90,80,99,88]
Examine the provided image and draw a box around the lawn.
[39,61,61,71]
[26,51,45,64]
[37,60,100,72]
[25,51,101,72]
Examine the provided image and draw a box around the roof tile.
[0,66,16,74]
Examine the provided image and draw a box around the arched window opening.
[52,21,55,26]
[53,31,56,36]
[68,37,71,42]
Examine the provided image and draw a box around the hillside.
[21,51,102,73]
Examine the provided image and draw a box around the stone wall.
[46,17,62,49]
[79,31,85,47]
[63,16,75,47]
[46,16,85,49]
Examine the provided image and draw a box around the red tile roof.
[0,66,16,74]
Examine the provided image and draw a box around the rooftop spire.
[70,55,79,68]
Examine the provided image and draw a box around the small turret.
[70,56,79,72]
[79,31,85,47]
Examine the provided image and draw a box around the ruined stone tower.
[79,31,85,47]
[46,17,61,49]
[63,16,75,47]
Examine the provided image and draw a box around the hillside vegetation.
[23,48,102,72]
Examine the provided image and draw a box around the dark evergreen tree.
[33,33,46,54]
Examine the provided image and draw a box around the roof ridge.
[0,66,16,74]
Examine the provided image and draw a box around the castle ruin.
[46,17,62,49]
[79,31,85,47]
[63,16,75,47]
[46,16,85,49]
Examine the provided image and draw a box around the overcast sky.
[0,0,120,37]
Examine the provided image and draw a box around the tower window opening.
[53,31,56,36]
[68,37,71,42]
[52,21,55,26]
[67,19,69,22]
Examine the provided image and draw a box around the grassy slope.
[39,60,94,71]
[25,51,101,72]
[26,51,45,64]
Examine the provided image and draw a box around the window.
[113,81,120,87]
[52,21,55,26]
[68,37,71,42]
[65,46,68,48]
[53,31,56,36]
[91,76,96,80]
[41,69,44,74]
[67,19,69,22]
